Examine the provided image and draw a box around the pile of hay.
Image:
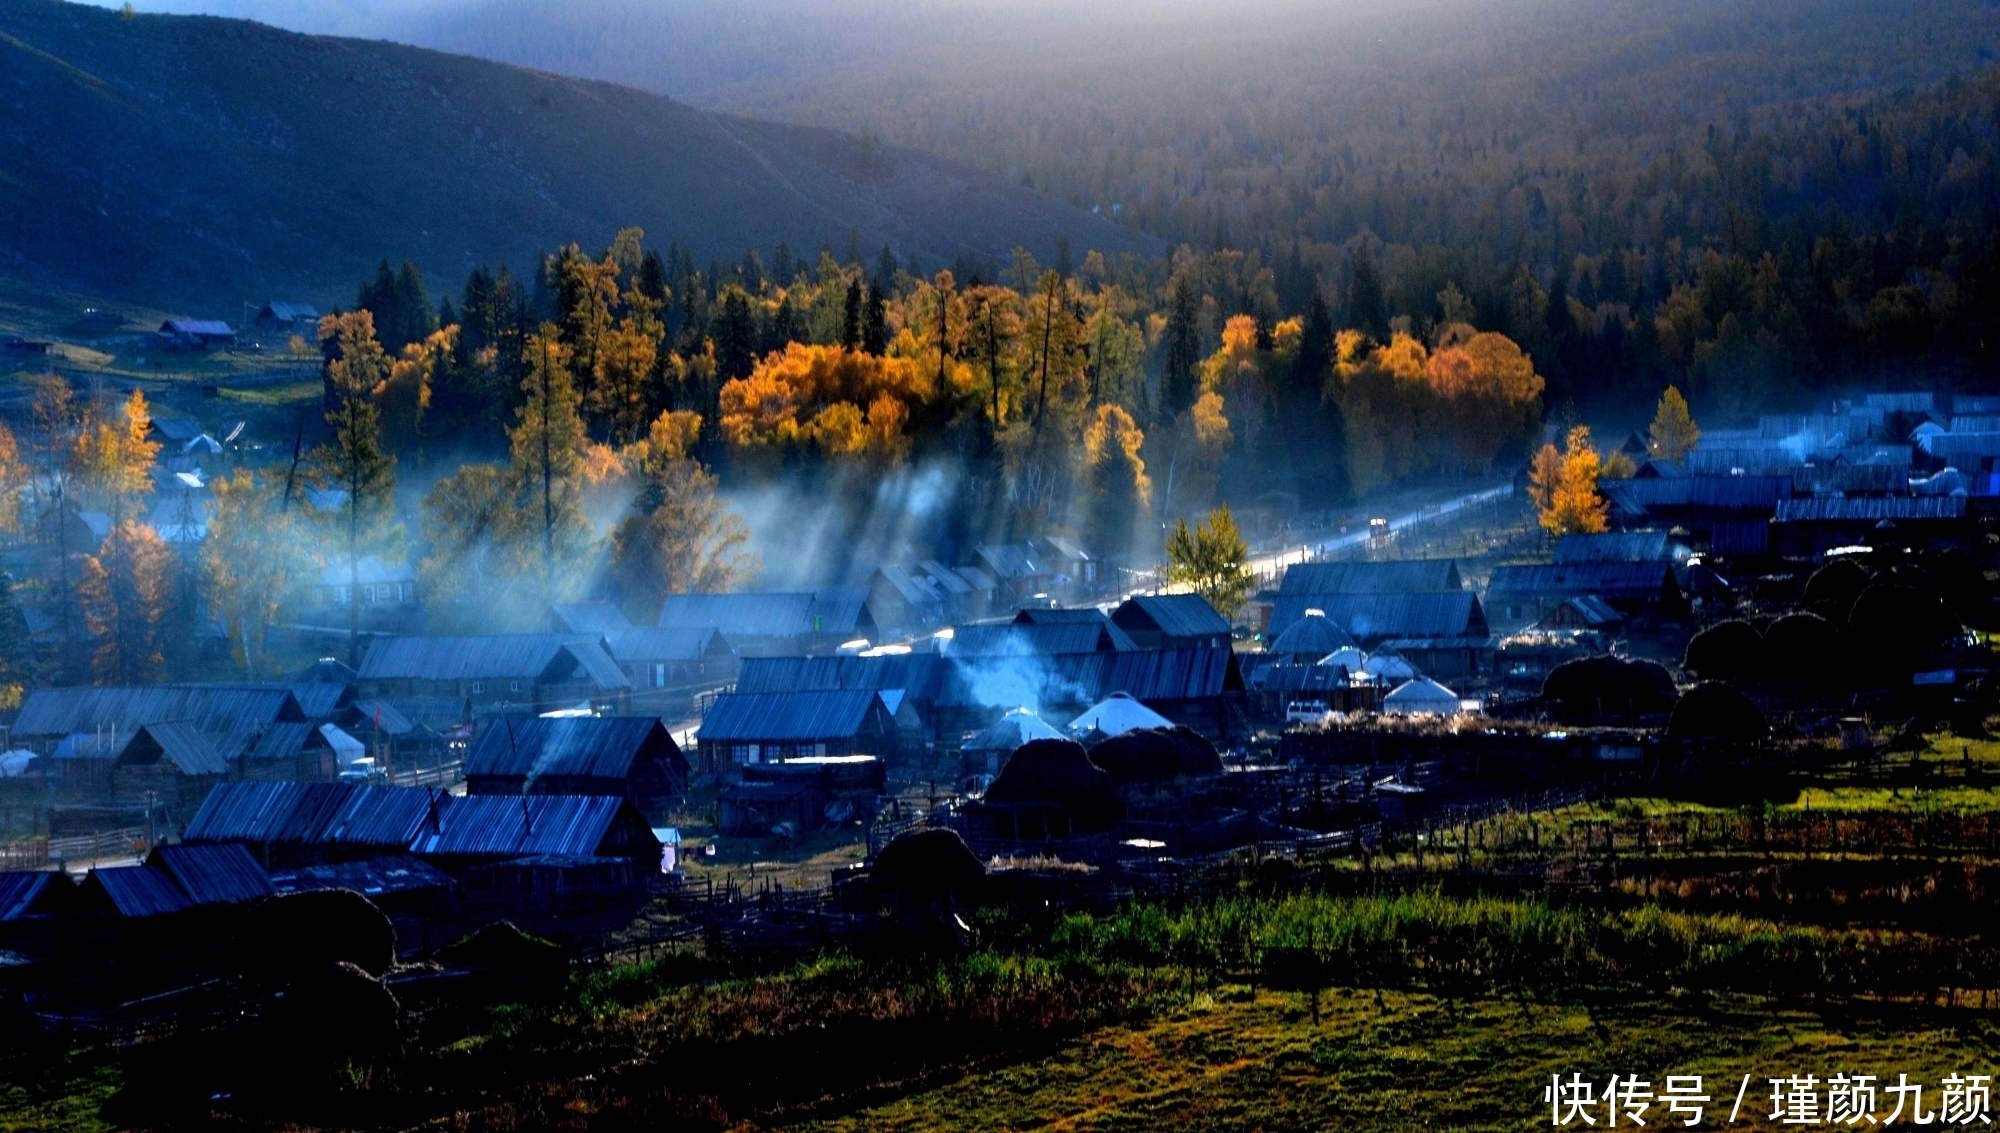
[1087,726,1224,785]
[1542,654,1677,723]
[871,828,986,904]
[986,738,1124,831]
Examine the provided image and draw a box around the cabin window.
[509,680,523,694]
[334,586,352,606]
[398,582,415,602]
[652,662,667,688]
[471,681,485,694]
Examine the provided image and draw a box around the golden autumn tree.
[311,310,398,666]
[509,324,594,601]
[379,325,453,460]
[71,389,161,521]
[1082,403,1151,552]
[557,247,621,427]
[77,520,172,684]
[204,469,316,678]
[1648,385,1701,462]
[594,292,664,446]
[1537,425,1610,535]
[1199,314,1276,456]
[721,343,927,464]
[0,419,27,537]
[606,410,756,621]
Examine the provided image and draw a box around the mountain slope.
[0,0,1149,314]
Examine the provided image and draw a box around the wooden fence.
[0,826,151,869]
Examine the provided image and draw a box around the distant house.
[1553,531,1682,565]
[46,722,233,818]
[720,755,886,836]
[696,689,898,772]
[1484,562,1684,632]
[1266,591,1485,644]
[254,301,321,334]
[1279,559,1465,597]
[920,560,994,621]
[973,543,1055,601]
[147,413,206,448]
[355,634,631,715]
[869,565,946,633]
[75,843,274,920]
[1771,496,1972,556]
[603,627,737,691]
[156,318,235,349]
[949,618,1136,656]
[409,794,661,870]
[463,715,690,819]
[1034,536,1099,589]
[14,684,308,762]
[186,781,660,873]
[1535,595,1625,637]
[313,556,418,617]
[1111,594,1233,650]
[184,781,446,868]
[343,695,470,772]
[657,589,878,655]
[1601,475,1791,554]
[1264,592,1490,680]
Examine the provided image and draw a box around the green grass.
[214,379,322,408]
[796,989,1994,1133]
[0,1059,117,1133]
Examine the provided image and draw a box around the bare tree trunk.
[540,339,555,602]
[1033,278,1056,431]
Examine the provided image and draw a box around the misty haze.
[1,0,1999,1128]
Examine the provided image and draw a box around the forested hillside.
[0,0,1144,312]
[124,0,2000,413]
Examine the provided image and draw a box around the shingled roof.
[733,654,946,697]
[1279,559,1464,596]
[1486,562,1679,600]
[186,782,650,861]
[358,635,629,690]
[464,716,686,783]
[185,782,447,852]
[15,685,306,759]
[118,722,229,776]
[1601,475,1792,517]
[1267,592,1488,644]
[948,621,1135,656]
[147,843,275,905]
[1110,594,1232,640]
[698,690,891,744]
[1553,531,1677,564]
[604,627,728,664]
[409,794,649,859]
[1774,497,1968,522]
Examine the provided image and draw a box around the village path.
[1242,481,1516,581]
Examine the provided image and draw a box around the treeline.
[358,229,1549,581]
